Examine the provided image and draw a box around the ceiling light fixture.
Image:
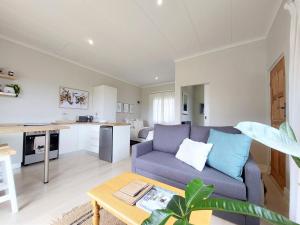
[155,76,159,80]
[87,39,94,45]
[157,0,163,6]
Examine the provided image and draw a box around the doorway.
[180,84,209,126]
[270,57,286,191]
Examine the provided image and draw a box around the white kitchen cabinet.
[112,125,130,163]
[77,125,88,151]
[60,124,100,154]
[59,125,79,154]
[78,124,100,154]
[93,85,117,122]
[59,124,130,162]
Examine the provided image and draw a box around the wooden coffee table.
[87,172,212,225]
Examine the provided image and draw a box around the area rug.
[51,202,125,225]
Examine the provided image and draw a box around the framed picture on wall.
[129,104,135,113]
[59,87,89,109]
[123,103,129,113]
[117,102,122,113]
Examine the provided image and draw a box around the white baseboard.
[12,163,21,169]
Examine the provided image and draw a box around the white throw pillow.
[176,138,213,172]
[146,131,154,141]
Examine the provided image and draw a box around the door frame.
[179,83,210,126]
[203,84,210,126]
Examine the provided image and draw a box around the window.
[150,91,175,125]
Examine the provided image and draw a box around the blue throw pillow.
[207,129,252,181]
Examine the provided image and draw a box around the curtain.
[150,92,175,125]
[285,0,300,222]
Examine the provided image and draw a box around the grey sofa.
[132,124,263,225]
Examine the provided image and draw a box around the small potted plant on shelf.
[5,84,21,97]
[142,122,300,225]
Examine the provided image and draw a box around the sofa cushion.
[207,129,252,181]
[153,124,190,154]
[190,126,241,143]
[176,138,213,171]
[135,151,247,200]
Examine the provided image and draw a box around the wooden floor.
[0,151,288,225]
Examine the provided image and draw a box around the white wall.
[175,40,270,166]
[267,1,290,72]
[141,83,175,126]
[0,38,141,123]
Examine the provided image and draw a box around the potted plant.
[6,84,21,97]
[142,122,300,225]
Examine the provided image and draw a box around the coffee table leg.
[91,200,100,225]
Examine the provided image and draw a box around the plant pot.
[4,86,15,94]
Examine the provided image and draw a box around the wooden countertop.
[52,121,130,127]
[0,121,129,134]
[0,144,16,156]
[0,124,70,134]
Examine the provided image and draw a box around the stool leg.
[4,157,18,213]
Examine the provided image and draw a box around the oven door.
[24,134,45,156]
[23,132,59,166]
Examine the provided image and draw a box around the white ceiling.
[0,0,281,86]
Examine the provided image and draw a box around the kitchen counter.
[0,124,69,134]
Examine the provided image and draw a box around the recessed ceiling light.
[87,39,94,45]
[155,76,159,80]
[157,0,163,6]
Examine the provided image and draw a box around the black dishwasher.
[99,126,113,162]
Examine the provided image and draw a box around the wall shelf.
[0,74,16,80]
[0,92,16,97]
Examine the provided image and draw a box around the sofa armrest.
[244,155,263,206]
[132,140,153,159]
[131,141,153,173]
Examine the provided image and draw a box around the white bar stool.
[0,144,18,213]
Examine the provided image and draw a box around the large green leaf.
[279,122,300,168]
[280,122,298,141]
[142,209,175,225]
[235,122,300,158]
[173,219,193,225]
[292,156,300,168]
[166,195,187,218]
[185,179,214,209]
[192,198,299,225]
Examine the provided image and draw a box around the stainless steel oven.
[22,130,59,166]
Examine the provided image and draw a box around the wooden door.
[270,57,286,191]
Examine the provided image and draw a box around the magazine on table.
[136,186,176,213]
